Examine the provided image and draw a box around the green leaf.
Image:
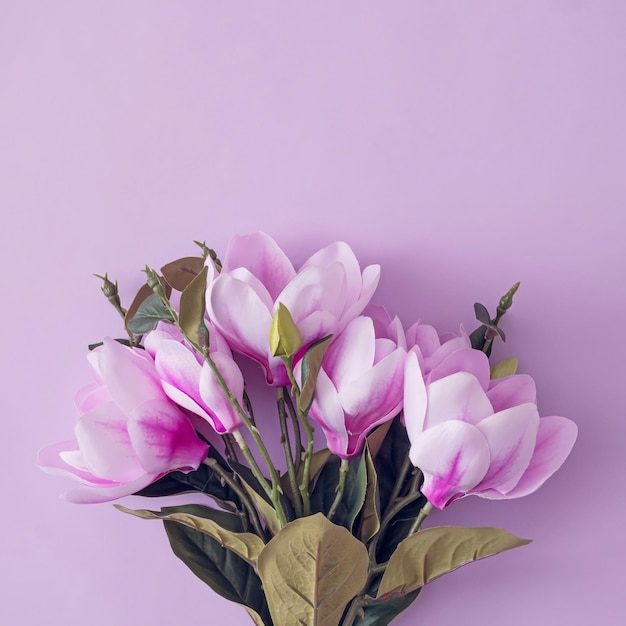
[354,589,421,626]
[161,256,205,291]
[257,514,368,626]
[179,265,209,346]
[115,504,265,565]
[299,335,332,413]
[269,302,302,358]
[377,526,531,599]
[367,420,393,460]
[490,356,519,379]
[358,447,380,543]
[126,293,174,334]
[310,453,367,532]
[163,507,273,624]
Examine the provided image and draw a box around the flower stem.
[203,458,266,539]
[327,459,350,522]
[408,501,433,535]
[277,388,303,517]
[282,356,315,516]
[283,392,303,474]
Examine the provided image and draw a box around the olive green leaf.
[490,356,519,379]
[377,526,531,598]
[179,265,209,346]
[115,504,264,565]
[358,447,380,543]
[269,302,302,358]
[299,335,332,413]
[161,256,205,291]
[257,513,368,625]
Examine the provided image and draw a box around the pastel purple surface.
[2,2,624,625]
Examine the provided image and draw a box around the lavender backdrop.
[2,2,623,624]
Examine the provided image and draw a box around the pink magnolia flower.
[144,321,244,434]
[406,321,491,389]
[297,316,406,459]
[404,350,577,509]
[37,338,208,503]
[206,232,380,386]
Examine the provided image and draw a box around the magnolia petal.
[424,372,493,429]
[342,264,381,324]
[228,267,275,311]
[198,353,245,433]
[75,381,111,413]
[308,368,349,457]
[64,473,161,504]
[426,336,471,372]
[154,339,205,408]
[295,309,340,349]
[278,263,348,326]
[127,399,208,474]
[98,338,163,414]
[324,317,376,392]
[474,403,540,494]
[487,374,537,412]
[403,350,428,443]
[75,402,144,482]
[338,348,405,429]
[144,321,185,357]
[222,232,296,301]
[301,241,361,302]
[206,273,273,366]
[481,416,578,500]
[410,421,490,509]
[428,348,491,390]
[37,440,106,484]
[406,322,440,357]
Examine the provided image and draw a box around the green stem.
[282,356,315,516]
[277,388,303,518]
[327,459,350,521]
[283,391,303,474]
[408,501,433,535]
[204,458,266,539]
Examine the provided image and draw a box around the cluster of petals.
[205,232,380,386]
[297,315,406,460]
[37,338,208,503]
[144,321,244,434]
[404,346,578,509]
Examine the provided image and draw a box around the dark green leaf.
[164,508,273,625]
[126,293,174,334]
[469,324,488,351]
[310,453,367,531]
[125,279,172,332]
[353,589,421,625]
[474,302,492,326]
[374,417,411,515]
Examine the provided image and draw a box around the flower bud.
[269,303,302,358]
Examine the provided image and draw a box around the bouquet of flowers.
[38,232,577,625]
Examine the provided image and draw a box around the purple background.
[2,2,624,624]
